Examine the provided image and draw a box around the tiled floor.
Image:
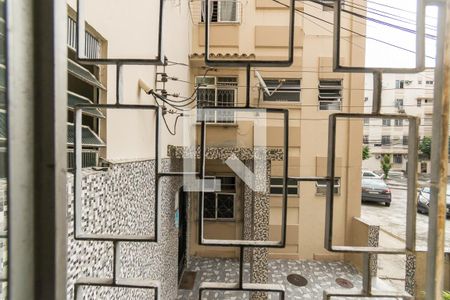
[177,257,365,299]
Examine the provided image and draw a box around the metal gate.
[4,0,450,299]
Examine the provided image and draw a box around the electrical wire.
[306,0,437,40]
[271,0,436,59]
[162,112,182,136]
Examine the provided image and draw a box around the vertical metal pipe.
[116,63,123,105]
[425,2,450,298]
[371,72,382,114]
[7,0,35,298]
[239,246,244,289]
[33,0,68,296]
[246,64,251,108]
[406,117,419,252]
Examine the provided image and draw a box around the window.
[363,135,369,144]
[417,99,422,107]
[67,16,101,59]
[196,76,237,123]
[393,154,403,164]
[270,177,298,195]
[395,99,404,109]
[364,118,370,125]
[424,98,433,104]
[66,19,105,169]
[395,80,405,89]
[203,176,236,220]
[263,79,301,102]
[403,136,409,145]
[418,80,422,85]
[316,179,340,195]
[201,0,239,23]
[382,119,391,126]
[318,79,342,110]
[394,119,403,127]
[381,135,391,146]
[426,80,434,85]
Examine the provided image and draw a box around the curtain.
[201,0,214,22]
[219,0,237,22]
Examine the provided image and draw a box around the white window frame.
[262,79,301,103]
[196,76,237,124]
[316,179,340,196]
[203,176,236,220]
[201,0,241,24]
[318,79,342,111]
[270,177,299,196]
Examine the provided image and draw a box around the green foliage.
[443,291,450,300]
[419,136,432,160]
[362,145,370,160]
[380,154,392,179]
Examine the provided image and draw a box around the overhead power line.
[271,0,436,60]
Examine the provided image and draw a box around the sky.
[364,0,437,68]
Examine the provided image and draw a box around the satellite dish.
[255,70,270,96]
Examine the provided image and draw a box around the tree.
[380,154,392,179]
[419,136,432,160]
[362,145,370,160]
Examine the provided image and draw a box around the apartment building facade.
[362,70,437,173]
[187,0,366,264]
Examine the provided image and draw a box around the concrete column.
[243,159,270,300]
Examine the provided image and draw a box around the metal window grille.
[67,16,100,59]
[196,76,237,123]
[67,149,98,169]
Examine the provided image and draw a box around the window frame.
[393,154,403,164]
[201,0,241,24]
[196,76,238,124]
[262,78,301,103]
[270,177,299,196]
[203,176,237,221]
[382,119,391,126]
[318,79,343,111]
[381,135,391,146]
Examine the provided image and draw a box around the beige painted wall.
[68,0,191,160]
[189,0,366,259]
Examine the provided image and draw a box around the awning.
[68,92,105,118]
[67,123,105,147]
[68,59,106,90]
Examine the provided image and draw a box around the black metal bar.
[76,0,165,65]
[239,246,244,289]
[204,0,295,67]
[245,64,251,108]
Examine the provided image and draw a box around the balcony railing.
[67,149,99,169]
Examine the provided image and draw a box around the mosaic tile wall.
[67,159,181,300]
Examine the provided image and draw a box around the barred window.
[196,76,237,123]
[67,16,100,59]
[201,0,239,23]
[203,176,236,220]
[318,79,342,110]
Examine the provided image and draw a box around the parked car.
[361,178,392,207]
[417,185,450,218]
[362,170,382,179]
